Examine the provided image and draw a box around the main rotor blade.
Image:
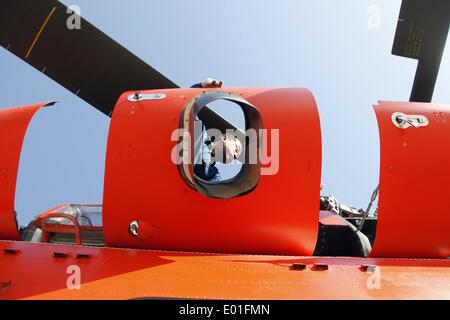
[392,0,450,103]
[0,0,178,116]
[197,106,241,134]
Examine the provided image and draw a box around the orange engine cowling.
[0,102,53,241]
[102,87,323,256]
[371,101,450,259]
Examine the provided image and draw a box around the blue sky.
[0,0,449,226]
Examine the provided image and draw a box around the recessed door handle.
[392,112,429,129]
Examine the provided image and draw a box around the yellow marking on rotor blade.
[25,6,57,59]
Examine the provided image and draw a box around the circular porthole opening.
[178,92,263,199]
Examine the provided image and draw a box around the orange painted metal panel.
[103,88,322,256]
[0,103,49,241]
[371,101,450,258]
[1,241,449,300]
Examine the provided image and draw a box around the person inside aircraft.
[191,78,223,88]
[191,78,243,182]
[194,125,243,182]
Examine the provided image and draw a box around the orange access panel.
[0,103,52,241]
[102,88,322,256]
[371,101,450,259]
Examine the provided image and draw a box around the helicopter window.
[179,92,262,199]
[49,204,103,227]
[35,204,105,247]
